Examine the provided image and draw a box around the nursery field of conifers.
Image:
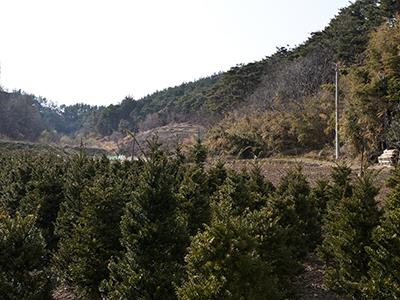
[1,141,400,299]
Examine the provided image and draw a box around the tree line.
[206,8,400,159]
[2,0,400,161]
[0,90,101,142]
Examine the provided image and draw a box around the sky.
[0,0,350,106]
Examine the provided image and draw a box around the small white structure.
[378,149,399,166]
[108,155,132,161]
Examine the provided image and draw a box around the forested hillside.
[0,90,102,141]
[3,2,400,299]
[1,0,400,160]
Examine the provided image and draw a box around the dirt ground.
[52,286,77,300]
[224,157,336,186]
[294,254,346,300]
[224,157,393,203]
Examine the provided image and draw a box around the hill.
[1,0,399,160]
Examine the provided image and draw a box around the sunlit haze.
[0,0,349,105]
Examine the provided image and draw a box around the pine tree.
[177,197,283,300]
[53,151,102,285]
[217,173,253,214]
[319,171,381,298]
[61,169,131,298]
[0,212,51,300]
[380,0,400,19]
[177,163,211,236]
[309,166,353,248]
[245,164,275,210]
[247,207,301,298]
[309,180,330,245]
[18,154,65,252]
[365,167,400,298]
[210,165,275,215]
[187,137,207,166]
[326,164,353,207]
[271,167,318,255]
[206,160,227,195]
[101,145,188,299]
[0,153,35,215]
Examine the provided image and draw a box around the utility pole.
[335,63,339,160]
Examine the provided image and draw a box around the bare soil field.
[224,157,393,203]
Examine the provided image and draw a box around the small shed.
[378,149,399,166]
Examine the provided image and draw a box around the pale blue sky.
[0,0,350,105]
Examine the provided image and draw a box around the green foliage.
[0,153,36,216]
[178,163,299,299]
[343,16,400,154]
[4,144,380,299]
[211,174,252,215]
[0,152,65,253]
[0,212,51,300]
[95,76,220,135]
[177,197,283,300]
[247,207,301,297]
[365,166,400,298]
[310,180,330,219]
[328,164,353,206]
[210,165,274,216]
[177,164,211,236]
[187,137,208,165]
[271,167,319,255]
[246,164,275,208]
[309,180,330,244]
[0,91,46,141]
[18,154,65,252]
[381,0,400,19]
[206,62,265,114]
[52,152,101,285]
[102,145,188,299]
[59,167,132,298]
[5,132,400,300]
[309,165,353,249]
[206,160,228,195]
[182,162,304,298]
[319,171,381,298]
[319,0,383,64]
